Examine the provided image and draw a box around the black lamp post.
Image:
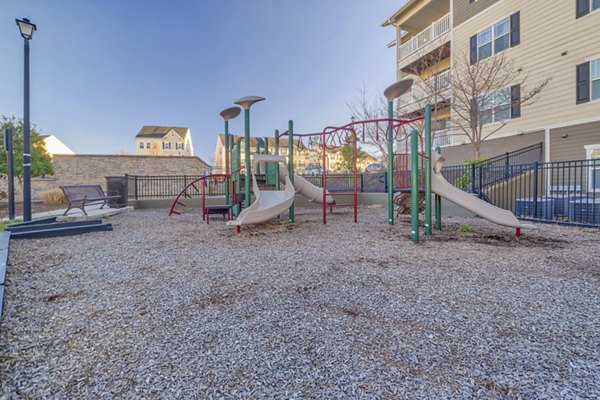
[16,18,36,222]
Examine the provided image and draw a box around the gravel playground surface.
[1,207,599,399]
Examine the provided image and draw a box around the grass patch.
[457,224,474,233]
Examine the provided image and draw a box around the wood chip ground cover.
[0,207,598,399]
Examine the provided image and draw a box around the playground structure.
[168,78,535,241]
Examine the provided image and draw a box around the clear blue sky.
[0,0,401,163]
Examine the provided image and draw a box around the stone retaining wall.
[1,154,210,200]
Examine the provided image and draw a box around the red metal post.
[516,227,521,238]
[353,129,358,224]
[323,137,327,223]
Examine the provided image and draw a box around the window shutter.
[510,12,520,47]
[576,62,590,104]
[576,0,590,18]
[511,84,521,118]
[470,35,478,65]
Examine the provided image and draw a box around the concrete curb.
[0,231,12,326]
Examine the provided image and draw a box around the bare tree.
[451,52,551,158]
[345,84,390,163]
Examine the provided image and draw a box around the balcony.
[432,129,455,148]
[398,13,451,62]
[398,69,452,114]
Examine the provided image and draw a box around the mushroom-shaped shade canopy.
[383,78,414,102]
[234,96,266,109]
[220,106,241,121]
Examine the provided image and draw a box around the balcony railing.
[432,129,454,148]
[398,69,452,107]
[398,13,451,61]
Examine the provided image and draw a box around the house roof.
[217,134,307,150]
[137,126,189,139]
[381,0,420,27]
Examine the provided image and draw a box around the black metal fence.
[480,160,599,227]
[126,173,386,199]
[301,173,386,193]
[440,142,544,192]
[126,174,227,199]
[126,155,599,227]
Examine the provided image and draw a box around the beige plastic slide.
[226,155,335,227]
[278,165,335,204]
[431,152,535,230]
[227,155,295,227]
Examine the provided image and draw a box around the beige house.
[136,126,194,157]
[383,0,600,163]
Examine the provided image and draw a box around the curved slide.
[227,155,334,227]
[432,153,535,230]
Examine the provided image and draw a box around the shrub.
[40,188,66,204]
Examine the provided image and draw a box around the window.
[592,59,600,100]
[139,142,144,149]
[470,13,519,64]
[146,142,150,148]
[577,0,600,18]
[477,27,492,60]
[162,142,171,150]
[478,86,517,125]
[577,58,600,104]
[176,143,183,150]
[585,144,600,191]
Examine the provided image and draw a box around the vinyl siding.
[452,1,600,144]
[550,121,600,162]
[453,0,502,27]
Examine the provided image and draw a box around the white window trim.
[475,15,512,61]
[590,58,600,101]
[584,144,600,192]
[479,86,512,125]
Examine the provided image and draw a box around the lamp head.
[16,18,36,40]
[234,96,266,110]
[220,106,241,121]
[383,78,414,102]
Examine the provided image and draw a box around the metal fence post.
[533,162,539,218]
[478,165,483,198]
[470,163,476,193]
[134,175,139,200]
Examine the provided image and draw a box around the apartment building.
[213,134,312,174]
[382,0,453,149]
[383,0,600,164]
[214,134,378,173]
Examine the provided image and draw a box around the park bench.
[60,185,121,216]
[203,193,245,223]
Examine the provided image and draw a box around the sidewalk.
[1,204,133,223]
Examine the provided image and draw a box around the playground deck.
[1,207,598,398]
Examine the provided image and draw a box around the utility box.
[515,197,554,220]
[105,176,129,207]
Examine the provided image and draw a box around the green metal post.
[235,140,242,217]
[243,108,251,208]
[288,120,295,223]
[224,120,230,201]
[264,136,270,183]
[410,129,420,243]
[387,100,394,225]
[274,130,280,190]
[435,146,442,230]
[424,103,432,235]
